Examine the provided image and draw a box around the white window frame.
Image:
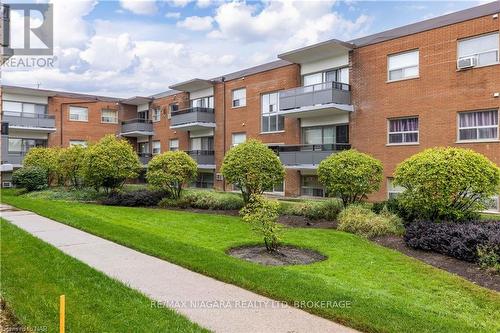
[69,106,88,122]
[387,49,419,82]
[152,141,161,155]
[261,91,284,133]
[232,132,246,146]
[101,109,118,124]
[69,140,87,147]
[152,108,161,122]
[483,195,500,213]
[457,109,499,143]
[169,139,179,151]
[232,88,246,108]
[264,180,285,196]
[387,178,405,199]
[457,32,500,69]
[387,117,419,145]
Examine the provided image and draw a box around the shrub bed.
[102,189,167,207]
[158,190,244,210]
[405,221,500,262]
[24,188,105,202]
[338,205,404,238]
[279,199,342,221]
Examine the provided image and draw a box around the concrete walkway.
[1,204,358,333]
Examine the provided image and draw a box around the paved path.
[1,204,358,333]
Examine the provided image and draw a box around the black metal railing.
[171,107,215,117]
[121,118,152,125]
[186,150,215,155]
[276,143,351,152]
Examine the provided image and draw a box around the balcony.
[170,107,216,131]
[277,143,351,169]
[1,151,26,166]
[187,150,215,169]
[120,119,154,137]
[2,112,56,132]
[279,82,353,118]
[138,153,152,165]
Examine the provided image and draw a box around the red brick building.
[1,2,499,211]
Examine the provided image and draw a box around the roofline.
[1,85,121,102]
[277,39,355,60]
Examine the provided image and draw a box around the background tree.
[146,151,197,199]
[81,135,140,192]
[318,149,383,206]
[394,147,500,221]
[221,139,285,203]
[23,147,60,185]
[57,146,86,188]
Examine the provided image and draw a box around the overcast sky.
[1,0,489,97]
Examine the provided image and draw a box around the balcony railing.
[276,143,351,166]
[121,118,154,135]
[2,151,27,165]
[187,150,215,166]
[2,111,56,129]
[279,81,351,111]
[138,153,153,165]
[170,107,215,128]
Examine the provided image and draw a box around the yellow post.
[59,295,65,333]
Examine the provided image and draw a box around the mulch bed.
[228,245,327,266]
[373,235,500,292]
[0,299,25,333]
[278,215,337,229]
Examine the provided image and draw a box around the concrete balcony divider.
[277,144,351,167]
[187,150,215,166]
[279,82,352,112]
[121,119,154,136]
[170,107,215,130]
[2,112,56,130]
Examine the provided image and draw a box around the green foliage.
[23,147,60,184]
[23,187,105,202]
[81,135,141,192]
[57,146,86,187]
[279,199,342,221]
[318,149,383,207]
[394,147,500,222]
[12,166,48,192]
[158,190,244,210]
[146,151,198,199]
[240,194,282,252]
[221,139,285,203]
[477,245,500,273]
[338,205,404,238]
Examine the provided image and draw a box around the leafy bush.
[158,197,192,209]
[240,195,282,252]
[371,197,422,223]
[146,151,197,199]
[12,166,48,192]
[280,199,342,221]
[81,135,141,193]
[394,147,500,222]
[405,220,500,262]
[338,205,404,238]
[57,146,86,187]
[23,147,60,184]
[221,139,285,204]
[318,150,383,207]
[157,190,244,210]
[477,245,500,272]
[24,187,105,202]
[102,189,167,207]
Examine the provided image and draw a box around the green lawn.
[0,219,207,333]
[1,190,499,333]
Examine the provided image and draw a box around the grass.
[1,189,499,333]
[0,218,207,333]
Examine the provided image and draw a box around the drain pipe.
[221,76,226,191]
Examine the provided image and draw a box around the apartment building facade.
[1,2,499,211]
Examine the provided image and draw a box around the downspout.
[221,76,226,191]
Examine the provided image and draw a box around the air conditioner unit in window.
[2,181,12,188]
[457,56,477,69]
[215,173,223,181]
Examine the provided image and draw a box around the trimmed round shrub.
[12,166,48,192]
[394,147,500,222]
[81,135,141,193]
[221,139,285,204]
[318,149,383,206]
[23,147,60,184]
[146,151,198,199]
[337,205,404,238]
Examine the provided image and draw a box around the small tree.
[23,147,60,185]
[12,166,48,192]
[81,135,141,192]
[221,139,285,203]
[58,146,86,188]
[394,147,500,221]
[240,194,282,252]
[146,151,198,199]
[318,149,383,207]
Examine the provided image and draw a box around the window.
[191,96,214,109]
[9,138,47,152]
[138,142,149,154]
[388,117,419,144]
[303,67,349,86]
[458,110,498,141]
[301,176,325,197]
[232,88,246,108]
[264,180,284,194]
[152,108,161,122]
[190,137,213,151]
[387,50,419,81]
[101,109,117,123]
[69,140,87,147]
[137,111,148,120]
[232,132,246,146]
[152,141,161,155]
[458,32,499,67]
[169,139,179,151]
[261,92,284,133]
[2,101,47,117]
[191,172,214,189]
[69,106,88,122]
[387,178,405,199]
[302,125,349,145]
[484,195,500,213]
[168,103,179,119]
